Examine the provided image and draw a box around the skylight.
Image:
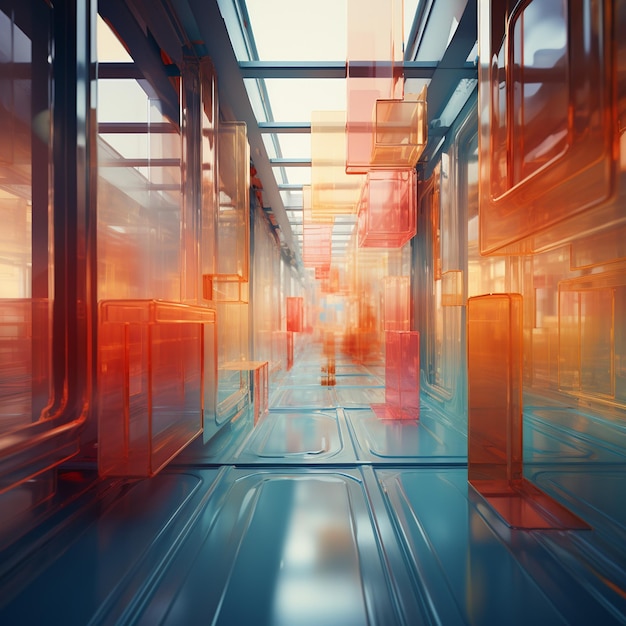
[245,0,347,61]
[217,0,477,268]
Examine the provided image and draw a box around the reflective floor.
[1,344,625,625]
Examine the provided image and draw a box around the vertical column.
[372,330,420,420]
[467,294,523,491]
[286,296,304,333]
[467,294,589,529]
[383,276,410,331]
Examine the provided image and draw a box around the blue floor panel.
[235,409,358,464]
[377,467,626,625]
[2,352,626,625]
[345,405,467,464]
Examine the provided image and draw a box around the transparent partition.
[97,30,183,302]
[478,0,625,254]
[286,297,304,333]
[467,294,588,529]
[97,16,218,472]
[0,3,88,510]
[357,170,416,248]
[371,87,428,169]
[346,0,403,173]
[252,207,282,373]
[383,276,410,331]
[372,331,420,420]
[558,271,624,403]
[204,121,250,302]
[212,299,250,437]
[311,111,364,219]
[98,300,216,476]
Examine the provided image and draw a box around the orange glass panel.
[286,296,304,333]
[302,184,333,270]
[98,68,183,302]
[203,275,249,304]
[371,88,428,169]
[181,56,218,303]
[311,111,364,218]
[342,295,381,365]
[570,226,626,270]
[315,266,330,280]
[199,58,219,288]
[383,276,410,331]
[357,170,416,248]
[346,0,404,174]
[467,294,588,529]
[98,300,216,477]
[302,184,332,225]
[558,270,624,401]
[321,331,336,386]
[1,4,83,505]
[467,294,523,489]
[372,330,420,420]
[203,121,250,301]
[478,0,624,254]
[302,224,333,270]
[221,360,268,425]
[441,270,464,306]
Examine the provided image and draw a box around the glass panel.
[468,294,523,489]
[479,0,619,254]
[258,79,346,122]
[0,1,54,457]
[510,0,569,185]
[245,0,346,61]
[311,111,364,219]
[98,71,182,300]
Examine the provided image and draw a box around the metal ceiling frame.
[172,0,477,275]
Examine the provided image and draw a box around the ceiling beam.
[270,158,312,167]
[258,122,311,133]
[179,0,300,262]
[238,60,464,79]
[239,61,346,78]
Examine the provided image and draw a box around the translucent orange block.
[558,270,624,399]
[478,0,624,254]
[357,170,416,248]
[311,111,365,218]
[441,270,464,306]
[346,0,404,174]
[203,275,249,303]
[181,56,218,302]
[315,266,330,280]
[98,299,217,477]
[302,223,333,269]
[320,356,336,386]
[371,88,428,169]
[221,360,268,425]
[302,184,333,225]
[271,331,293,371]
[467,294,589,529]
[286,296,304,333]
[570,226,626,270]
[383,276,410,331]
[199,57,219,283]
[204,121,250,301]
[372,330,420,420]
